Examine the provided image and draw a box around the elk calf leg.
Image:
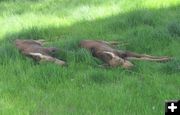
[125,51,170,62]
[126,57,170,62]
[117,50,170,62]
[34,39,46,45]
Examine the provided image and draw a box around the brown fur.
[80,40,170,69]
[15,39,66,66]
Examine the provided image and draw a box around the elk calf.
[80,40,170,69]
[15,39,66,66]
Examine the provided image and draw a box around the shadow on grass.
[0,5,180,77]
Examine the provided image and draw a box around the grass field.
[0,0,180,115]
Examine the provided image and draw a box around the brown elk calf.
[15,39,66,66]
[80,40,170,69]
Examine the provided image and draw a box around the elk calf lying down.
[15,39,66,66]
[80,40,170,69]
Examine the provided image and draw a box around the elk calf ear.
[28,53,43,61]
[98,51,116,65]
[102,51,115,60]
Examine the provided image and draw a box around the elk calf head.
[102,51,134,68]
[15,39,66,66]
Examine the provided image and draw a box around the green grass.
[0,0,180,115]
